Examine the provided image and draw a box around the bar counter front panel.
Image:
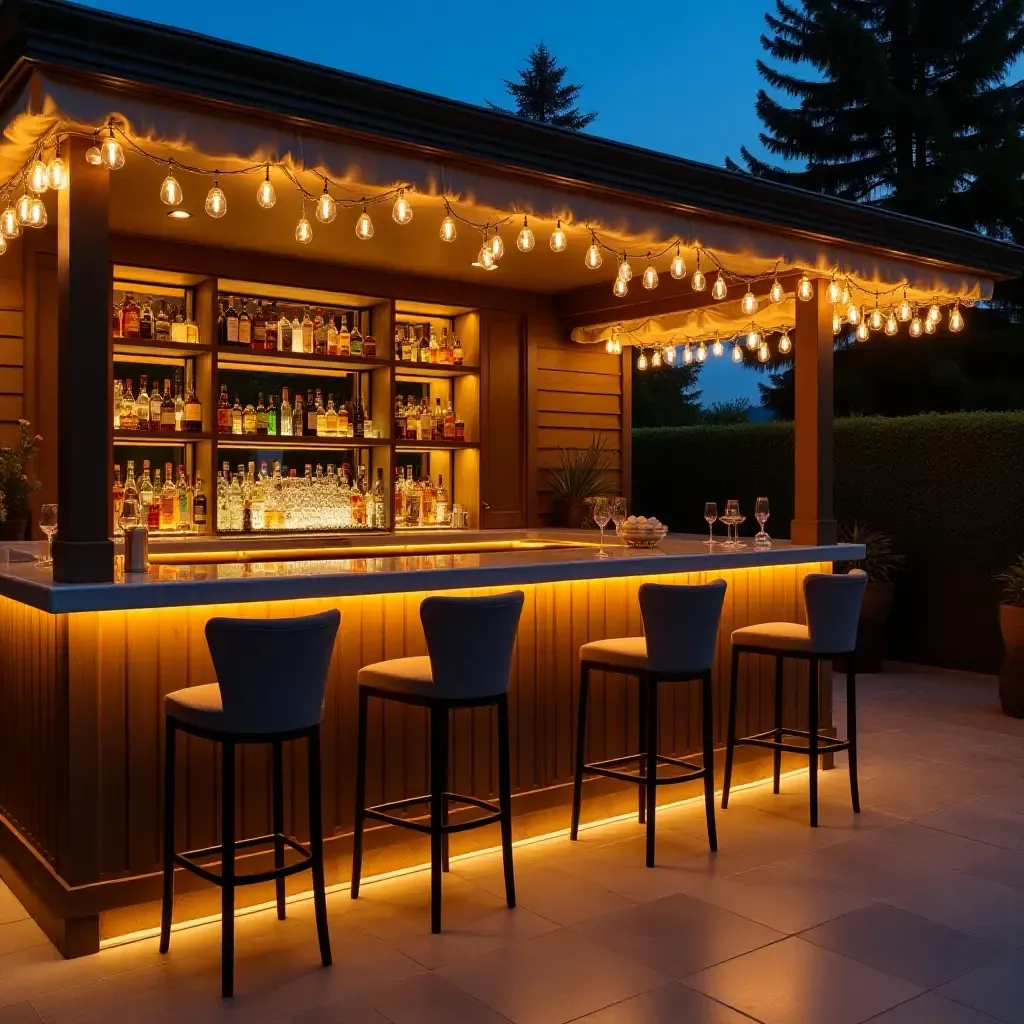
[0,538,855,954]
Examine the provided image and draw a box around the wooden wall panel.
[0,243,24,466]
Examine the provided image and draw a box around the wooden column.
[791,279,837,545]
[54,138,113,583]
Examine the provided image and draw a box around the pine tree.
[727,0,1024,237]
[488,43,597,131]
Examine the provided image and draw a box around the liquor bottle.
[193,474,207,534]
[139,460,154,520]
[404,397,418,442]
[176,466,190,530]
[418,328,430,364]
[148,467,162,529]
[326,315,339,356]
[112,465,124,535]
[161,379,176,432]
[394,327,403,361]
[440,326,450,365]
[350,318,363,357]
[242,398,257,434]
[338,396,350,437]
[121,379,138,431]
[394,396,406,441]
[252,464,267,530]
[174,374,185,431]
[320,393,334,437]
[313,308,327,355]
[291,311,303,354]
[373,467,386,529]
[364,331,376,358]
[139,297,155,340]
[394,468,405,523]
[255,393,268,435]
[429,327,439,365]
[217,299,227,345]
[401,327,413,363]
[238,300,252,347]
[266,301,279,351]
[136,375,151,431]
[444,398,456,440]
[337,314,351,357]
[225,296,240,345]
[171,308,188,344]
[267,394,278,435]
[354,394,365,438]
[252,299,267,350]
[435,475,449,525]
[185,378,202,433]
[307,389,319,434]
[301,307,313,353]
[185,311,200,344]
[280,387,293,436]
[160,463,177,530]
[421,475,436,525]
[228,470,243,531]
[217,384,232,433]
[419,399,432,443]
[122,293,141,338]
[292,392,304,436]
[123,460,139,517]
[242,464,255,533]
[455,414,465,441]
[232,393,243,434]
[278,306,291,352]
[113,299,122,338]
[150,373,163,429]
[113,379,122,429]
[434,398,444,440]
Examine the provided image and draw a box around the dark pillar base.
[790,518,838,546]
[53,539,114,584]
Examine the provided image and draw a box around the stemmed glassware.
[720,499,746,548]
[591,496,612,558]
[611,497,627,539]
[38,504,57,568]
[704,502,718,546]
[754,496,771,547]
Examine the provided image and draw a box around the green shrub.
[633,411,1024,672]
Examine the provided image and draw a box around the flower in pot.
[547,435,612,529]
[995,555,1024,718]
[0,419,42,541]
[836,522,904,673]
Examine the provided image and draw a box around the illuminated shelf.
[216,346,390,376]
[395,363,479,380]
[395,440,479,451]
[113,338,212,358]
[214,434,389,450]
[114,430,212,445]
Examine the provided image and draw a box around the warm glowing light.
[355,206,374,240]
[205,176,227,219]
[696,342,707,363]
[440,214,457,242]
[909,315,923,337]
[392,190,413,225]
[832,311,843,335]
[769,277,784,304]
[490,232,504,260]
[869,306,883,331]
[257,167,276,209]
[949,304,964,332]
[898,293,913,322]
[100,128,124,170]
[167,209,191,220]
[691,266,706,292]
[712,273,728,301]
[797,274,814,301]
[924,317,937,335]
[884,311,898,336]
[746,329,760,350]
[670,245,685,280]
[295,210,313,244]
[585,241,603,270]
[47,156,67,191]
[740,288,758,315]
[605,338,615,354]
[778,331,792,354]
[636,351,648,371]
[549,220,567,252]
[612,337,622,354]
[28,160,48,193]
[613,275,628,298]
[847,303,860,325]
[517,216,535,252]
[316,185,337,224]
[651,349,662,368]
[85,145,102,165]
[642,261,659,290]
[0,234,6,256]
[856,321,870,342]
[0,207,21,238]
[758,341,770,363]
[618,257,633,283]
[159,169,183,207]
[827,276,841,304]
[15,193,33,225]
[840,283,851,306]
[732,343,743,363]
[26,197,46,228]
[927,303,942,324]
[477,240,496,269]
[664,344,676,363]
[682,345,693,364]
[712,337,724,358]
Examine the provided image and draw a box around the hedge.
[633,412,1024,672]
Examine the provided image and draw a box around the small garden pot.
[0,515,29,542]
[998,603,1024,718]
[551,498,589,530]
[839,579,893,674]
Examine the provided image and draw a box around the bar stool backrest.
[803,570,867,654]
[420,592,525,699]
[638,579,727,674]
[205,609,341,735]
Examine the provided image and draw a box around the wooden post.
[54,137,113,583]
[791,279,837,545]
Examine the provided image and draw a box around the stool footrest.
[583,756,707,787]
[364,792,502,837]
[735,728,850,756]
[174,832,313,887]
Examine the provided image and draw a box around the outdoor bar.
[0,0,1019,959]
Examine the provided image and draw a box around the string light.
[28,160,48,193]
[758,341,770,362]
[712,336,724,358]
[517,215,535,252]
[47,150,67,191]
[664,344,676,363]
[897,290,912,322]
[651,348,662,368]
[740,286,758,315]
[205,174,227,218]
[884,310,898,336]
[924,316,937,335]
[712,272,728,301]
[15,193,32,226]
[355,205,374,240]
[856,321,870,342]
[832,309,843,335]
[797,274,814,301]
[549,219,567,252]
[642,257,658,290]
[295,202,313,244]
[669,244,685,280]
[392,189,413,225]
[613,274,628,298]
[440,210,457,242]
[315,182,337,224]
[746,328,760,351]
[778,330,792,355]
[0,234,6,256]
[691,252,705,292]
[26,197,46,228]
[0,206,20,238]
[926,303,942,325]
[847,303,860,325]
[476,236,496,270]
[256,166,276,209]
[949,304,964,332]
[636,350,648,371]
[696,341,707,363]
[491,231,504,260]
[618,256,633,283]
[732,343,743,363]
[85,143,102,166]
[159,164,183,207]
[841,281,851,306]
[770,277,784,303]
[682,345,693,364]
[909,313,924,337]
[826,275,842,304]
[585,235,603,269]
[869,301,883,331]
[100,125,124,170]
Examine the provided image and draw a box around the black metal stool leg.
[645,675,658,868]
[159,717,176,954]
[570,662,590,840]
[307,726,332,966]
[773,655,784,794]
[429,705,445,933]
[497,694,516,909]
[847,665,860,813]
[221,741,236,999]
[439,708,450,872]
[808,658,819,828]
[701,670,718,852]
[272,740,286,920]
[721,646,740,808]
[351,688,369,899]
[637,673,648,825]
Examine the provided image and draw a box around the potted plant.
[548,435,612,529]
[0,419,42,541]
[837,522,904,673]
[996,555,1024,718]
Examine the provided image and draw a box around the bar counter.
[0,531,862,956]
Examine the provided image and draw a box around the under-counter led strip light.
[99,766,809,950]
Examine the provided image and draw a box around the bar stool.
[159,609,341,998]
[722,569,867,827]
[570,580,728,867]
[351,591,525,933]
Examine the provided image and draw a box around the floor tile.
[437,929,667,1024]
[956,846,1024,891]
[285,999,392,1023]
[0,920,49,957]
[914,802,1024,851]
[802,904,1006,987]
[363,971,510,1023]
[938,946,1024,1022]
[0,886,30,927]
[0,1004,44,1024]
[574,981,758,1022]
[685,936,922,1024]
[573,892,784,979]
[864,992,1005,1022]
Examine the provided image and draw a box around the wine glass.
[754,496,771,547]
[38,504,57,568]
[611,497,627,538]
[591,496,612,558]
[119,498,140,532]
[722,499,740,547]
[703,502,718,546]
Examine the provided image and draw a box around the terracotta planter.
[0,515,29,541]
[998,603,1024,718]
[839,579,893,674]
[551,498,589,530]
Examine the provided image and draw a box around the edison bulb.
[696,342,707,363]
[1,206,20,238]
[746,329,760,350]
[949,305,964,332]
[517,216,534,252]
[827,277,841,304]
[605,338,615,354]
[847,303,860,325]
[670,247,685,280]
[832,312,842,335]
[47,156,67,191]
[613,276,628,298]
[884,312,898,336]
[712,273,728,301]
[758,342,770,363]
[0,234,6,256]
[27,197,46,228]
[642,263,659,290]
[682,345,693,365]
[316,187,337,224]
[205,185,227,219]
[769,277,784,304]
[85,145,102,166]
[477,242,495,269]
[256,170,276,209]
[159,172,183,207]
[585,242,603,270]
[909,315,923,337]
[691,267,706,292]
[732,344,743,363]
[856,321,870,342]
[797,274,814,301]
[392,190,413,225]
[664,345,676,363]
[869,306,883,331]
[927,303,942,324]
[924,316,937,335]
[617,258,633,284]
[898,296,912,321]
[28,160,49,193]
[651,349,662,368]
[295,212,313,244]
[549,220,567,252]
[440,214,457,242]
[15,193,33,226]
[355,207,374,240]
[712,337,724,358]
[636,351,648,371]
[100,132,124,170]
[741,289,758,315]
[612,337,622,354]
[778,331,792,355]
[491,233,504,260]
[841,284,851,305]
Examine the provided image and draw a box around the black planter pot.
[0,515,29,541]
[551,499,588,530]
[999,603,1024,719]
[839,579,893,674]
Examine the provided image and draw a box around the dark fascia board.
[2,0,1024,280]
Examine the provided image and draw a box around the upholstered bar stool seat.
[357,656,433,695]
[578,637,649,671]
[163,683,228,730]
[730,623,813,652]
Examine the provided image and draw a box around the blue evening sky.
[83,0,783,406]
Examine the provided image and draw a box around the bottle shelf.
[395,440,479,451]
[216,346,390,376]
[214,434,390,450]
[113,338,213,358]
[395,363,479,380]
[114,430,213,445]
